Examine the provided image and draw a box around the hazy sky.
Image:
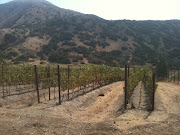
[0,0,180,20]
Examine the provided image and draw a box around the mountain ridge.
[0,0,180,67]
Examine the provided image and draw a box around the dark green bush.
[48,50,71,64]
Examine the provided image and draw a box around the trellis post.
[67,65,70,100]
[124,65,128,109]
[1,64,4,98]
[34,65,40,103]
[152,64,156,111]
[57,65,61,105]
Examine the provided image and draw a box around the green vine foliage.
[127,64,158,99]
[127,67,144,98]
[0,64,124,92]
[143,65,158,98]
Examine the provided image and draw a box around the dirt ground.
[0,81,180,135]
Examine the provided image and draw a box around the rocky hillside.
[0,0,180,67]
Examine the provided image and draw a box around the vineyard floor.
[0,82,180,135]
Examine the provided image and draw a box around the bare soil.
[129,81,152,110]
[0,82,180,135]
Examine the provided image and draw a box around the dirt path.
[130,81,152,110]
[0,82,180,135]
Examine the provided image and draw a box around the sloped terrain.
[0,81,180,135]
[0,0,180,66]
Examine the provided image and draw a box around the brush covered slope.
[0,0,180,66]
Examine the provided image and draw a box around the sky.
[0,0,180,20]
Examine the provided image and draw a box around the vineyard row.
[0,64,124,103]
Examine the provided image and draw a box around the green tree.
[156,51,168,77]
[0,52,3,63]
[4,34,17,44]
[48,50,71,64]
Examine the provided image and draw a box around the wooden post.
[80,67,82,90]
[167,71,169,82]
[47,66,51,100]
[127,65,130,78]
[178,69,180,84]
[152,64,156,111]
[67,65,70,100]
[124,65,128,109]
[34,65,40,103]
[1,64,4,98]
[57,65,61,105]
[100,69,102,87]
[174,70,176,82]
[93,72,95,90]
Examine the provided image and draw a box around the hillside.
[0,0,180,67]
